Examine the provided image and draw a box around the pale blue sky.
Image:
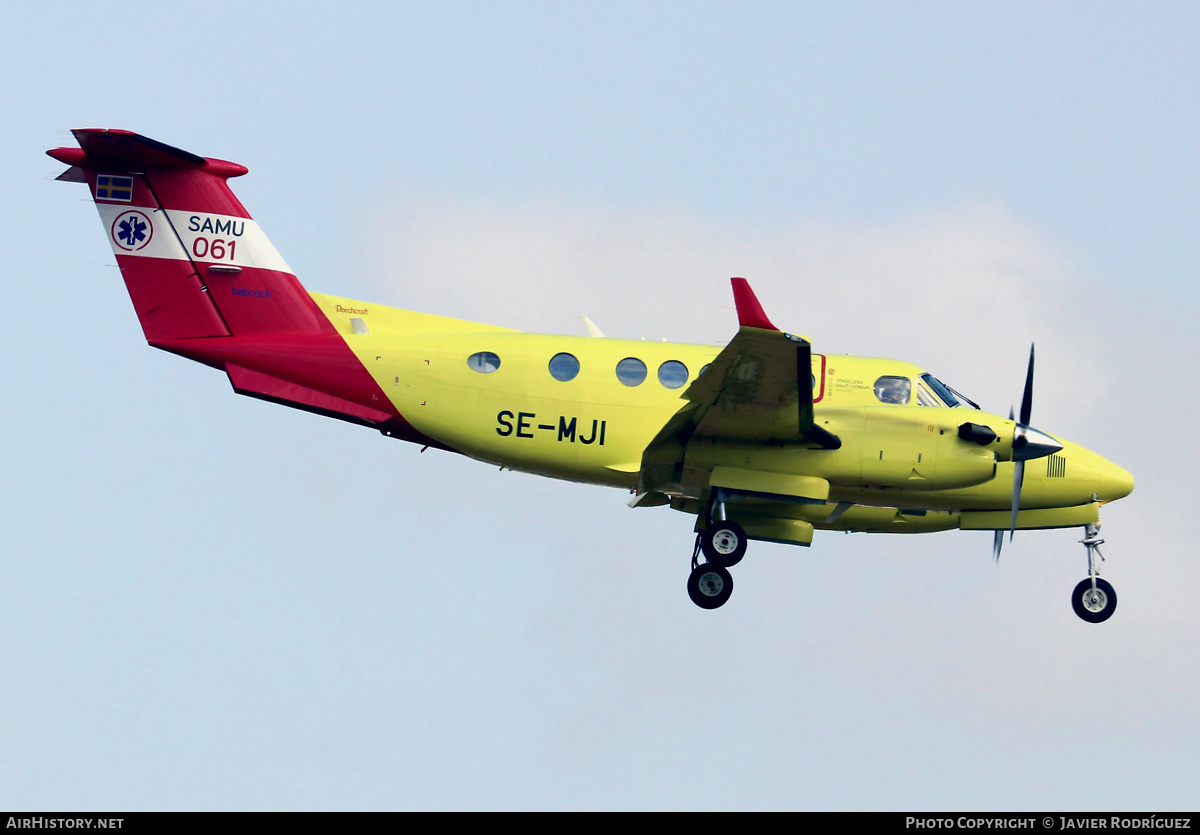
[3,1,1197,810]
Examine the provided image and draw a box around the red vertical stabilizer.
[49,130,427,439]
[49,129,333,340]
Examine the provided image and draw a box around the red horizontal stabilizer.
[225,363,453,449]
[226,364,395,426]
[48,129,248,178]
[730,277,778,330]
[152,333,390,409]
[152,333,455,451]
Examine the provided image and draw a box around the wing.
[636,278,839,501]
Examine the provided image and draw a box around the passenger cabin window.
[657,360,689,389]
[549,352,580,382]
[874,376,911,405]
[616,357,647,387]
[467,351,501,373]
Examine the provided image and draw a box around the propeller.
[993,344,1063,562]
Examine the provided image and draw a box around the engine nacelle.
[688,407,998,492]
[848,407,997,490]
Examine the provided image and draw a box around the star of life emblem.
[110,210,153,252]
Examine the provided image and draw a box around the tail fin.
[49,129,332,340]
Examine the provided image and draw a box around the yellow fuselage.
[311,292,1133,536]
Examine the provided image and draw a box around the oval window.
[874,375,911,405]
[548,352,580,382]
[467,351,501,373]
[658,360,689,389]
[615,357,647,387]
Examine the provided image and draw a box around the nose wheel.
[1072,577,1116,623]
[1073,523,1117,623]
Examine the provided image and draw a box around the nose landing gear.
[1072,523,1117,623]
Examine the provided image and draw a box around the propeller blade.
[1019,344,1035,426]
[1010,344,1061,464]
[1002,344,1042,561]
[992,529,1004,563]
[1009,459,1025,543]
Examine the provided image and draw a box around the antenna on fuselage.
[578,315,605,337]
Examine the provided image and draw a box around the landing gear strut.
[1072,522,1117,623]
[687,488,745,609]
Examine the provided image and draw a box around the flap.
[709,467,830,502]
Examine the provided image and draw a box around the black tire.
[1072,577,1117,623]
[700,521,747,567]
[687,563,734,609]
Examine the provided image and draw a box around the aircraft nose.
[1098,460,1135,503]
[1049,439,1135,506]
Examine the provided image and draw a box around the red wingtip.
[730,277,778,330]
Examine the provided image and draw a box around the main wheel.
[701,521,747,567]
[1072,577,1117,623]
[687,563,734,609]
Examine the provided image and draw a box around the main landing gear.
[1072,522,1117,623]
[687,488,745,610]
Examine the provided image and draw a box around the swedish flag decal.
[95,175,134,202]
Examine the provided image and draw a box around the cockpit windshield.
[919,373,980,409]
